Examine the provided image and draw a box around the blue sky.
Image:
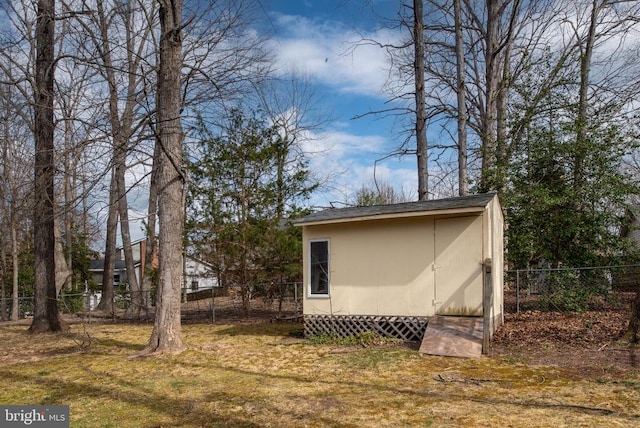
[121,0,419,245]
[262,0,421,207]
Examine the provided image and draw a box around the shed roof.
[294,192,498,226]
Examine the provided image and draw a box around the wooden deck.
[419,316,484,358]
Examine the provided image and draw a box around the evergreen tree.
[504,93,639,270]
[187,109,315,314]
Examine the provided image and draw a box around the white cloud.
[269,13,401,96]
[299,126,420,207]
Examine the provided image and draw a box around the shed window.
[309,240,329,296]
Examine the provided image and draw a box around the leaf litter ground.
[0,296,637,427]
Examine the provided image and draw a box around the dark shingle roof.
[293,192,497,226]
[90,259,126,270]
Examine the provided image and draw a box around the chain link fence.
[1,292,98,320]
[1,282,304,323]
[4,267,638,323]
[504,265,639,313]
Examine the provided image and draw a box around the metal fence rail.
[0,282,304,323]
[3,266,637,322]
[505,264,639,313]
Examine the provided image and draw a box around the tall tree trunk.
[2,122,20,320]
[0,242,6,321]
[54,217,72,295]
[11,224,20,321]
[117,160,144,318]
[62,120,74,292]
[141,0,186,355]
[495,44,511,193]
[414,0,429,200]
[625,289,640,343]
[495,0,519,193]
[0,125,6,321]
[91,0,146,319]
[480,0,500,192]
[11,223,18,320]
[142,140,160,310]
[29,0,62,333]
[95,172,118,313]
[574,0,601,191]
[454,0,468,196]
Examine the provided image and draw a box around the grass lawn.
[0,320,639,427]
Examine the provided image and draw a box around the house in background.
[184,257,219,293]
[90,239,218,295]
[89,258,127,289]
[89,239,155,290]
[293,192,504,352]
[613,206,640,291]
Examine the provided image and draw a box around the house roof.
[90,259,126,271]
[293,192,498,226]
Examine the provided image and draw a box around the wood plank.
[419,316,483,358]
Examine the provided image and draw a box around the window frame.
[308,239,330,298]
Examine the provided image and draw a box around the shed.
[293,192,504,352]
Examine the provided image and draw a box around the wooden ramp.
[419,316,483,358]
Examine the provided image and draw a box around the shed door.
[434,216,483,316]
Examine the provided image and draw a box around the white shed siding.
[298,193,504,337]
[303,216,435,317]
[434,215,484,316]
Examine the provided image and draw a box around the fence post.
[516,270,520,314]
[211,286,215,323]
[294,282,299,321]
[482,259,492,354]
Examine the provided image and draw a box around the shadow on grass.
[169,354,639,421]
[213,322,303,338]
[1,350,637,427]
[0,369,267,427]
[94,338,147,352]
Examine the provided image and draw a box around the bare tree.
[353,1,431,200]
[29,0,63,333]
[413,0,429,200]
[140,0,187,355]
[352,181,410,206]
[96,172,119,313]
[254,70,330,217]
[454,0,468,196]
[0,84,31,320]
[62,0,161,316]
[0,78,33,320]
[81,0,157,317]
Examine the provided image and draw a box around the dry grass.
[0,319,639,427]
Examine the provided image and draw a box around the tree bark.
[480,0,500,193]
[29,0,63,333]
[1,119,20,320]
[625,289,640,343]
[414,0,429,201]
[95,170,118,313]
[117,160,144,318]
[574,0,601,191]
[141,0,186,355]
[54,217,72,295]
[142,140,160,310]
[11,223,18,320]
[454,0,468,196]
[85,0,152,318]
[0,240,6,321]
